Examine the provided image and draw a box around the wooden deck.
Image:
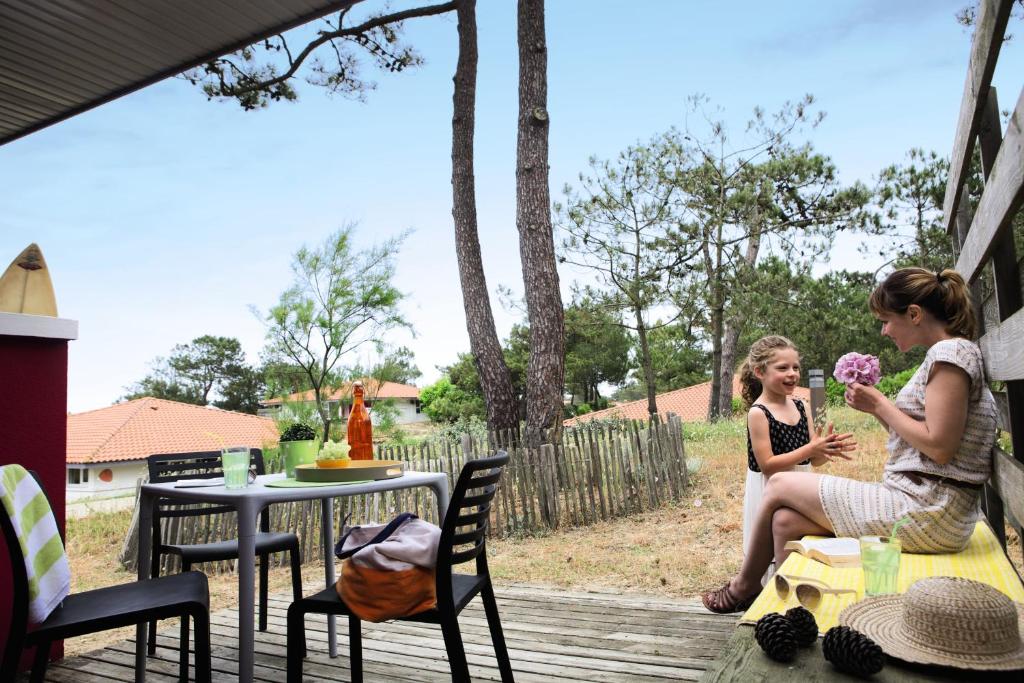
[29,583,738,682]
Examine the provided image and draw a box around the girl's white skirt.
[743,464,812,585]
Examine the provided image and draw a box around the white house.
[67,397,279,502]
[259,379,428,425]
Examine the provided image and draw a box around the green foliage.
[419,376,486,423]
[872,148,953,272]
[369,346,422,385]
[741,258,923,378]
[556,139,692,405]
[261,224,410,441]
[184,5,443,110]
[431,415,490,444]
[731,397,744,414]
[640,321,709,392]
[370,397,407,444]
[214,365,266,414]
[877,365,919,399]
[123,335,262,412]
[563,298,632,405]
[280,423,317,442]
[825,378,846,406]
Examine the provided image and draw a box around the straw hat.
[840,577,1024,671]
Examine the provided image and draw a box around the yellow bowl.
[316,458,350,469]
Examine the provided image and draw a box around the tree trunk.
[517,0,564,447]
[635,308,658,417]
[718,318,742,416]
[451,0,519,435]
[717,219,761,416]
[707,299,724,421]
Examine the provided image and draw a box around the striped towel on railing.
[0,464,70,623]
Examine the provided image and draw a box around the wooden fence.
[120,414,689,575]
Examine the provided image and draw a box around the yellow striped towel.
[739,521,1024,633]
[0,464,71,623]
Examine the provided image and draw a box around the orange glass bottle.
[347,381,374,460]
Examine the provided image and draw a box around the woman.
[702,267,998,613]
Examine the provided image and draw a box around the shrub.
[876,365,918,398]
[280,422,317,442]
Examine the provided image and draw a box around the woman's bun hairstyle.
[868,267,976,339]
[739,335,798,408]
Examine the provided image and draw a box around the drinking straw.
[889,516,910,543]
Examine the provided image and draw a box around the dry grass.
[488,406,893,596]
[61,406,1022,656]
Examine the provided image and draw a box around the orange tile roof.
[67,397,279,464]
[262,379,420,406]
[564,376,812,426]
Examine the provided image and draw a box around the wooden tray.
[294,460,404,483]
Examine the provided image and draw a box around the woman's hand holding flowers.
[844,382,888,415]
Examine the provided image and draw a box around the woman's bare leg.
[711,471,835,606]
[772,508,831,564]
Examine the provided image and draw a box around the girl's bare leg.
[713,472,835,605]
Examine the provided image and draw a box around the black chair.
[0,470,211,683]
[147,449,303,658]
[286,451,514,683]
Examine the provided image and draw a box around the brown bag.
[334,513,440,622]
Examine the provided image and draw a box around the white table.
[133,471,450,683]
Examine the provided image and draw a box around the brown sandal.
[701,582,758,614]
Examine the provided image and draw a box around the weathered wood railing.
[120,414,688,574]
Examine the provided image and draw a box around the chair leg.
[29,640,49,683]
[349,615,363,683]
[481,582,514,682]
[148,552,162,655]
[259,552,269,631]
[178,614,190,683]
[177,559,193,676]
[440,614,470,683]
[0,626,25,683]
[286,603,306,683]
[191,608,212,683]
[289,543,305,657]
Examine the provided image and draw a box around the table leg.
[135,492,155,683]
[431,477,451,524]
[236,500,258,683]
[322,497,338,657]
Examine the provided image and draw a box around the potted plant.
[279,422,319,477]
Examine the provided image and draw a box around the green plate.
[265,478,372,488]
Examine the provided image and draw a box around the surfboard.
[0,243,58,316]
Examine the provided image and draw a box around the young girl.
[739,336,854,584]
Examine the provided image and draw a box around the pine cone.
[754,613,798,663]
[823,626,885,677]
[785,606,819,647]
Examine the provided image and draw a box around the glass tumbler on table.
[859,535,901,595]
[221,446,251,489]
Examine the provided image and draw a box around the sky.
[2,0,1022,413]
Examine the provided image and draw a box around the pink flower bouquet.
[833,352,881,386]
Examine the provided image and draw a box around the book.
[784,537,861,568]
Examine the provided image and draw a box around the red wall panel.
[0,334,69,667]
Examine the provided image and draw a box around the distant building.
[564,376,812,426]
[259,379,427,425]
[66,397,278,501]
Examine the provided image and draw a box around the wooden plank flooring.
[30,582,738,682]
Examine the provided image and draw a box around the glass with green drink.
[221,446,251,489]
[859,535,901,595]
